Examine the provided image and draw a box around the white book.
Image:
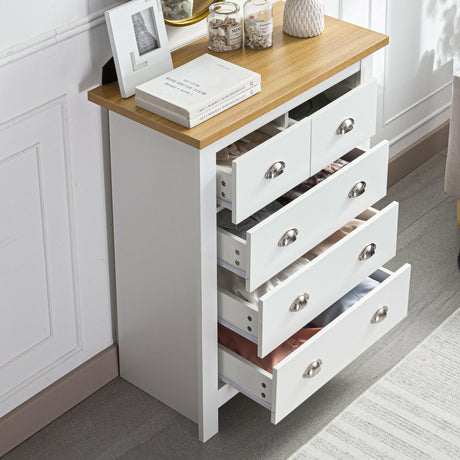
[135,54,261,119]
[136,84,261,128]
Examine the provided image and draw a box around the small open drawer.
[217,78,378,225]
[218,264,411,424]
[217,140,389,292]
[217,119,311,224]
[304,78,378,175]
[218,202,399,358]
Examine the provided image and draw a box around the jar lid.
[209,2,240,14]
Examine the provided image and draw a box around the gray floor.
[6,152,460,460]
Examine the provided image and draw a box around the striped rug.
[289,308,460,460]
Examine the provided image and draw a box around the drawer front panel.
[271,264,411,424]
[258,202,399,357]
[232,119,311,224]
[310,79,378,175]
[246,140,389,291]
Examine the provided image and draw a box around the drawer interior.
[218,265,405,414]
[219,264,410,424]
[288,73,357,122]
[216,115,311,223]
[216,72,360,175]
[217,147,368,245]
[218,200,399,359]
[217,140,389,292]
[218,207,379,329]
[216,122,286,175]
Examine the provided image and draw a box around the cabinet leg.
[199,407,219,442]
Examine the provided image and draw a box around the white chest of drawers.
[89,6,410,443]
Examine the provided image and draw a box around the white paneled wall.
[0,0,210,419]
[0,100,81,414]
[0,0,120,50]
[0,10,114,417]
[327,0,459,156]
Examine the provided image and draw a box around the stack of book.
[135,54,261,128]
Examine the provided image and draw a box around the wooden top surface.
[88,2,388,149]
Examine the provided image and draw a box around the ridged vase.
[283,0,325,38]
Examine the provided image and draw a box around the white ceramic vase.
[283,0,325,38]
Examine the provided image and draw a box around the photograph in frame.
[105,0,173,98]
[132,8,160,55]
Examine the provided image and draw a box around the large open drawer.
[219,264,411,424]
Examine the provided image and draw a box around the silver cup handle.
[265,161,286,179]
[303,359,323,378]
[278,228,298,247]
[336,117,355,135]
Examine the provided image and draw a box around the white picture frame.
[105,0,173,98]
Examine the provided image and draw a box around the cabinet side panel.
[197,145,220,441]
[109,112,215,424]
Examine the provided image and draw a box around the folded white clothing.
[216,130,271,173]
[218,256,310,299]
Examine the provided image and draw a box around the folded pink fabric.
[218,324,322,374]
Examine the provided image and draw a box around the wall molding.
[0,97,82,412]
[381,0,453,127]
[388,120,449,186]
[390,102,451,146]
[0,2,123,68]
[384,81,452,127]
[338,0,344,19]
[380,0,390,126]
[0,345,119,457]
[0,145,52,373]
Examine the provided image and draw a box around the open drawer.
[218,78,378,225]
[217,119,311,224]
[218,202,399,358]
[217,140,390,292]
[307,78,378,175]
[218,264,411,424]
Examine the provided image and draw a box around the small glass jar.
[207,2,243,52]
[244,0,273,50]
[161,0,193,21]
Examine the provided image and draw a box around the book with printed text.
[135,54,261,119]
[136,84,261,128]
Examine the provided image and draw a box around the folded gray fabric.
[289,92,333,121]
[445,72,460,198]
[308,276,380,328]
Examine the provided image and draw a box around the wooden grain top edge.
[88,34,387,150]
[88,90,202,148]
[88,11,389,150]
[196,38,389,147]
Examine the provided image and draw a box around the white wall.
[0,0,211,53]
[0,0,214,420]
[325,0,460,156]
[0,0,119,50]
[0,3,116,417]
